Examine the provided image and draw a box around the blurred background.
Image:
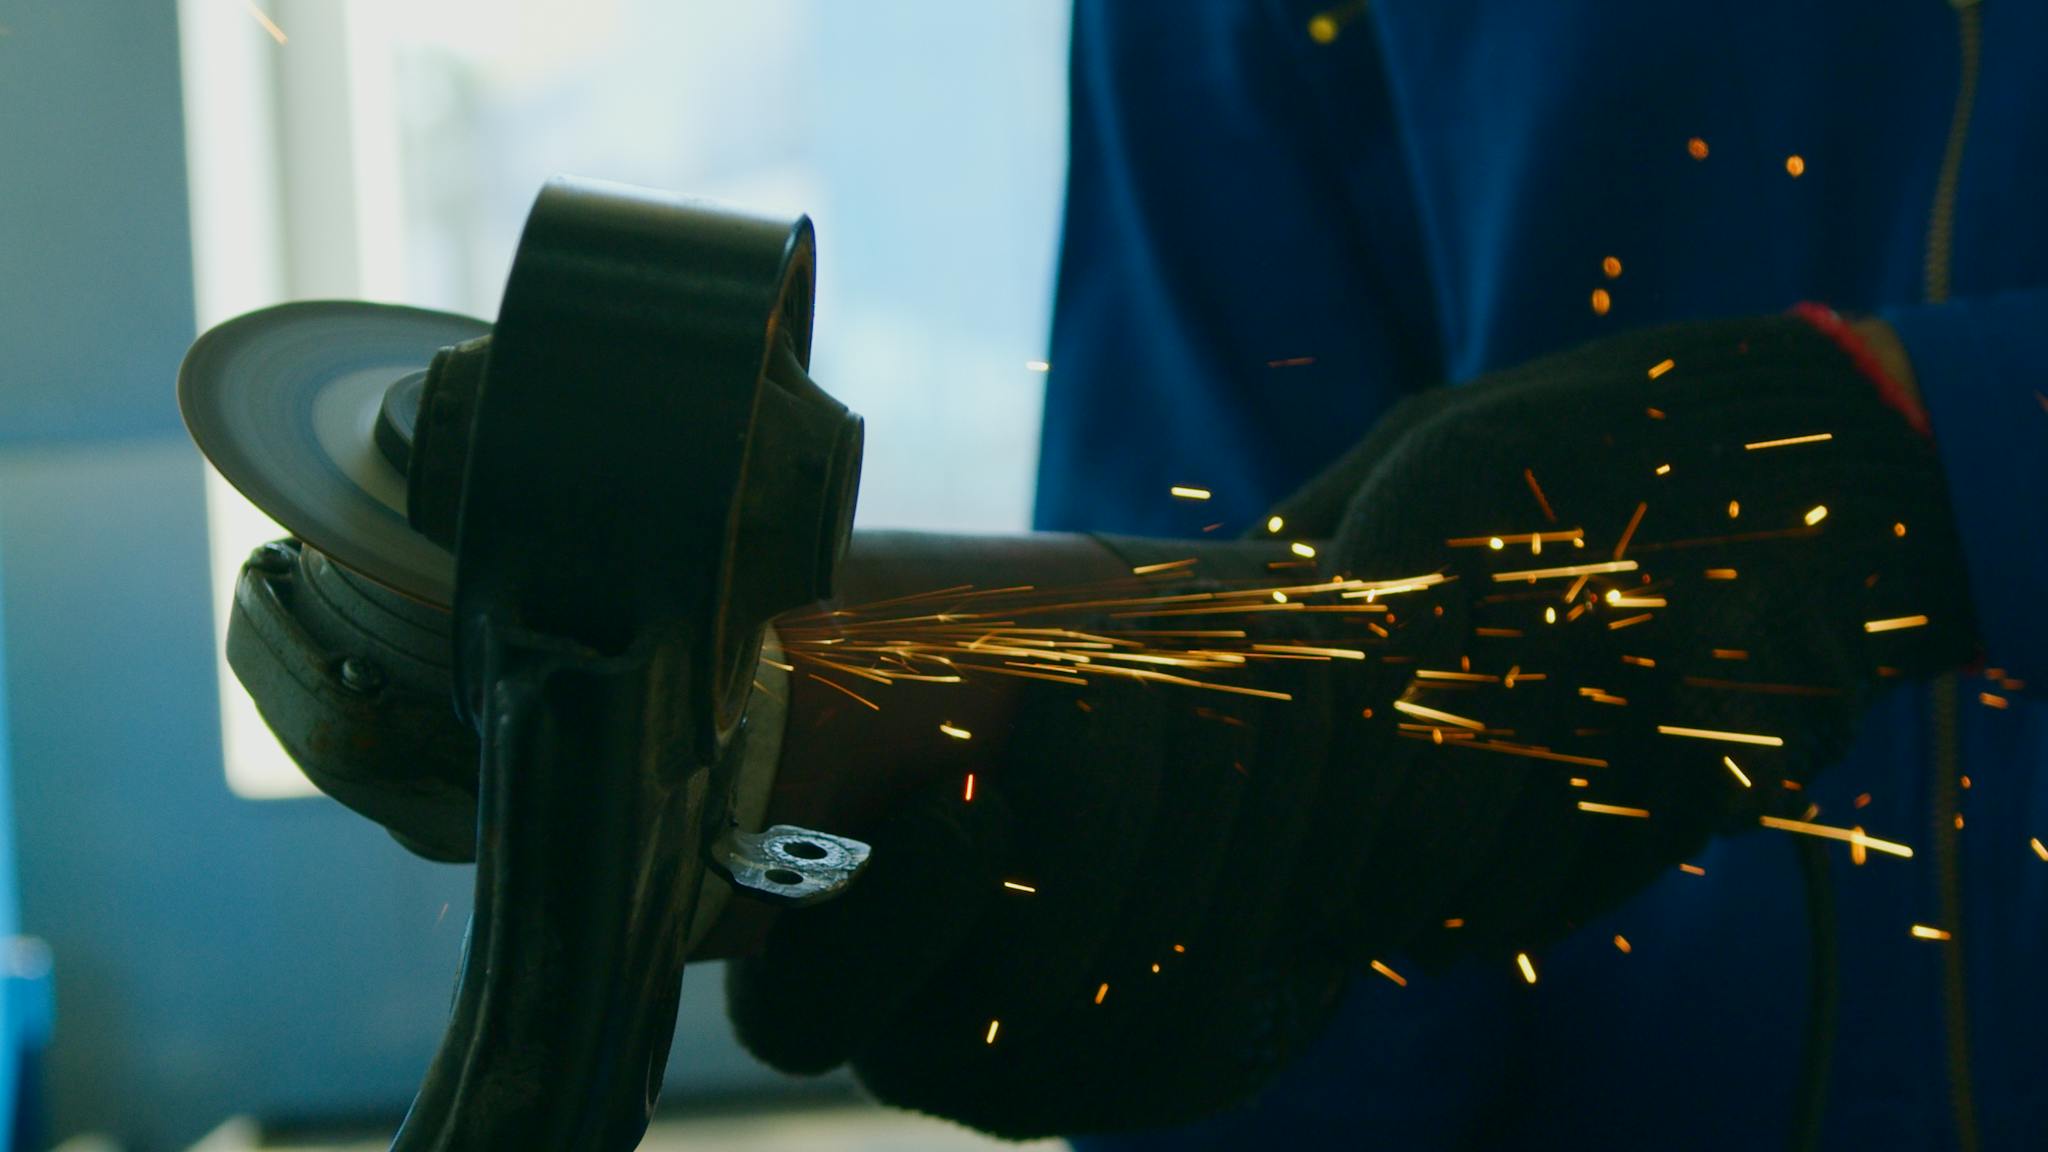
[0,0,1069,1147]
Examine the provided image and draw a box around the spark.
[1151,963,1162,973]
[1591,288,1612,315]
[1658,724,1784,747]
[1267,515,1286,534]
[963,773,976,802]
[809,674,880,711]
[1745,432,1834,451]
[1450,529,1582,548]
[1723,756,1753,788]
[1491,559,1639,582]
[1268,356,1317,368]
[1095,983,1110,1004]
[1025,360,1050,372]
[1602,256,1623,279]
[940,723,973,740]
[1785,154,1806,177]
[1760,815,1914,858]
[1132,558,1197,575]
[1569,777,1590,788]
[1524,469,1558,521]
[1894,522,1909,537]
[1621,654,1657,668]
[1174,944,1186,953]
[1614,502,1648,559]
[1647,358,1675,379]
[1687,136,1710,160]
[1910,925,1951,941]
[986,1019,1001,1044]
[1517,953,1539,984]
[1392,700,1487,730]
[1705,568,1738,580]
[1614,935,1632,953]
[1607,613,1653,630]
[1290,541,1318,558]
[1545,606,1558,624]
[1254,643,1365,659]
[1431,739,1608,768]
[1443,918,1466,928]
[1712,648,1749,660]
[1727,500,1741,518]
[1864,614,1930,633]
[1489,537,1506,550]
[1608,595,1669,608]
[1804,505,1829,526]
[243,1,288,43]
[1980,692,2009,709]
[2031,838,2047,861]
[1655,463,1673,476]
[1370,959,1409,987]
[1679,863,1707,876]
[1170,486,1212,501]
[1578,801,1651,818]
[1003,880,1038,893]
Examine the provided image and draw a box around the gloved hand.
[725,314,1977,1139]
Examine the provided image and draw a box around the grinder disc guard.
[179,301,489,607]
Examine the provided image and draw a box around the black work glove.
[727,316,1976,1139]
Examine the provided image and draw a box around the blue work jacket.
[1039,3,2046,1148]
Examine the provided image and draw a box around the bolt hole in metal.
[764,867,805,886]
[781,840,829,860]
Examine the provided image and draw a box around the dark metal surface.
[184,177,871,1151]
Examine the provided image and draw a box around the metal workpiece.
[181,177,873,1150]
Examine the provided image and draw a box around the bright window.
[182,0,1071,797]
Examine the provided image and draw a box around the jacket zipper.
[1923,3,1981,1150]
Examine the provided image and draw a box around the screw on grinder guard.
[178,177,870,1150]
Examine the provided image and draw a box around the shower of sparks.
[1745,432,1834,450]
[1370,959,1409,987]
[1170,486,1213,501]
[1578,801,1651,818]
[1760,815,1914,858]
[1723,756,1753,788]
[1656,724,1785,747]
[1910,924,1952,941]
[1864,614,1930,633]
[243,1,288,43]
[1516,953,1539,984]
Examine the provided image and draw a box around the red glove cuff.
[1788,301,1932,439]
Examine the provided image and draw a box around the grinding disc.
[179,300,491,608]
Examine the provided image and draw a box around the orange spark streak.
[1647,358,1675,379]
[1607,613,1653,630]
[940,723,973,740]
[1491,559,1639,582]
[1658,724,1784,746]
[1370,960,1409,987]
[1392,700,1487,730]
[1744,432,1834,450]
[244,1,288,43]
[1723,756,1753,788]
[1524,469,1558,522]
[1578,801,1651,818]
[1095,983,1110,1004]
[963,774,976,802]
[1613,502,1648,560]
[1132,558,1198,576]
[1170,486,1212,501]
[808,674,879,711]
[1910,925,1951,941]
[2031,838,2048,862]
[1679,863,1707,876]
[1614,934,1633,953]
[1759,815,1914,858]
[1864,614,1931,633]
[1003,880,1037,893]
